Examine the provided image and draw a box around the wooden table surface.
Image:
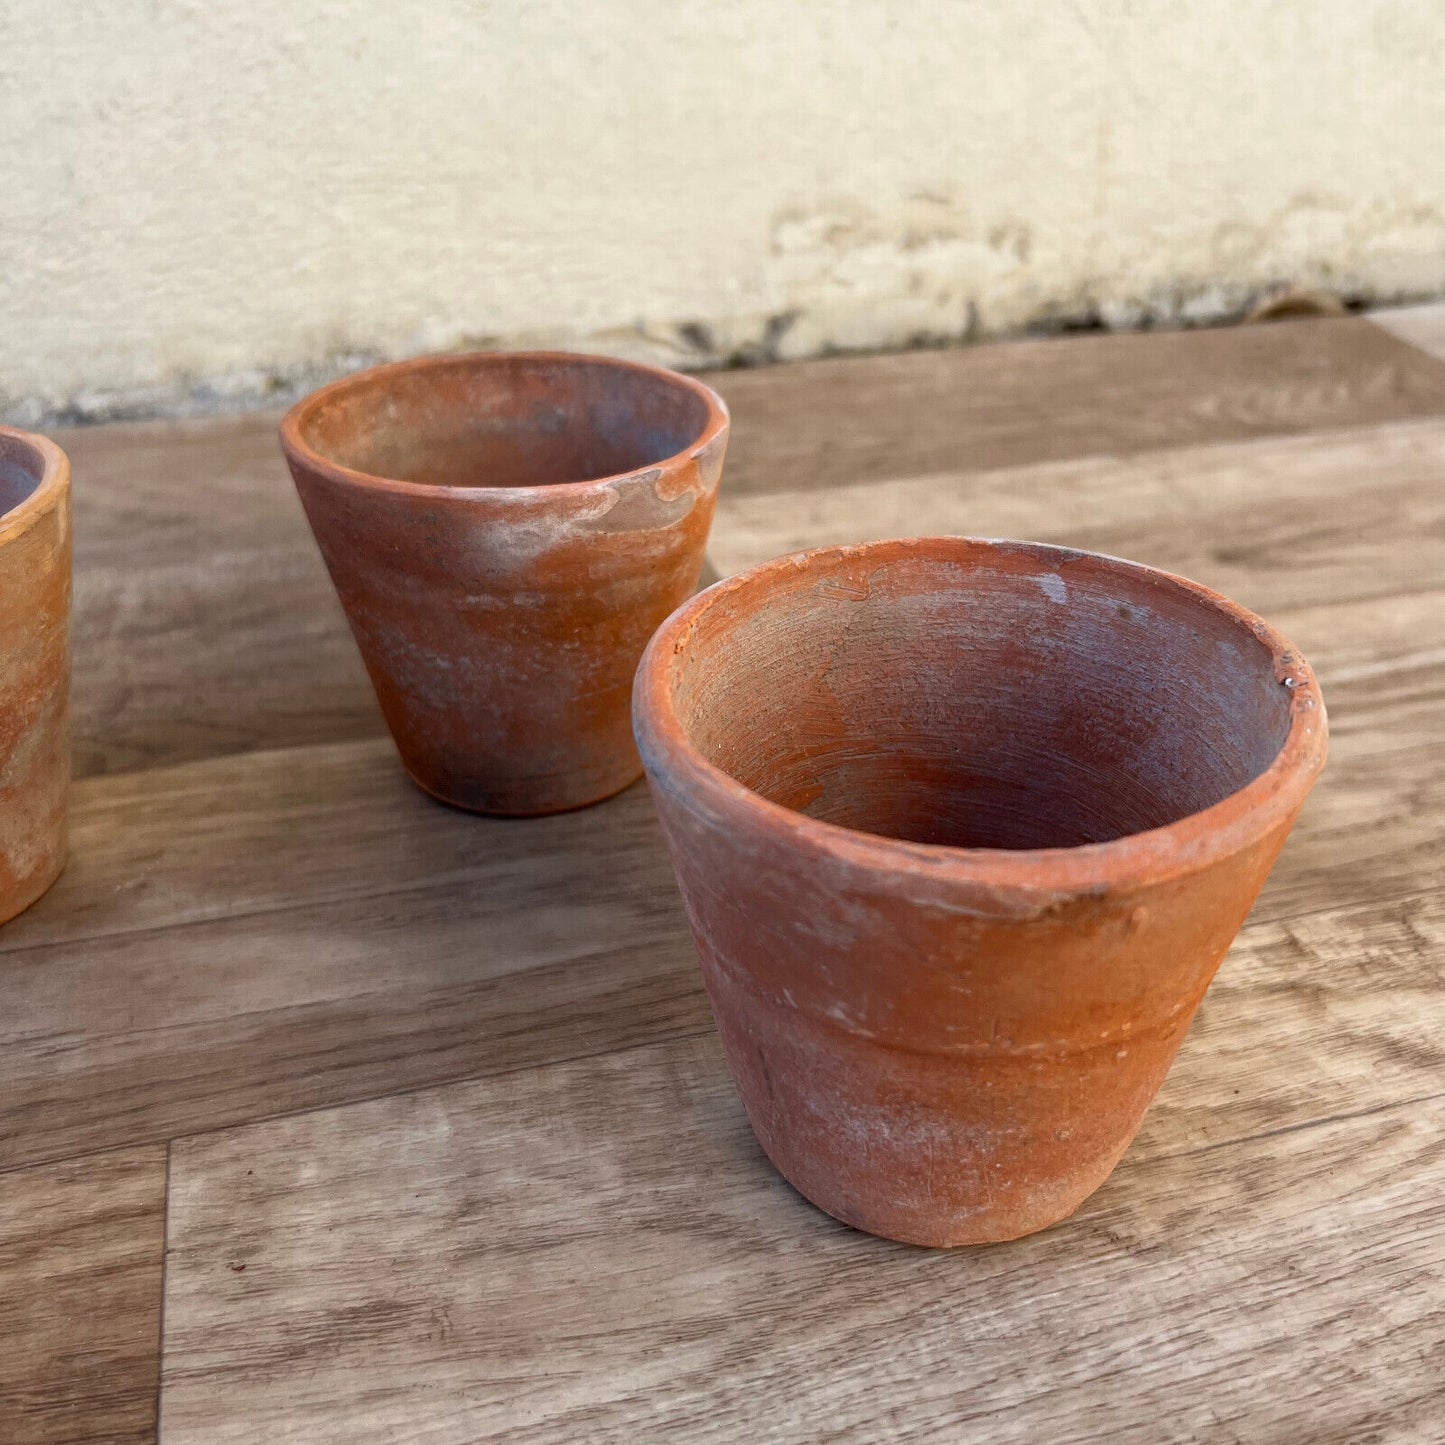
[3,310,1444,1443]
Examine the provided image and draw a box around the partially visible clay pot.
[0,428,71,925]
[282,353,728,815]
[634,538,1327,1246]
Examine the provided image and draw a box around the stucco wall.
[3,1,1444,422]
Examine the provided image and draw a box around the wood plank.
[0,856,705,1169]
[0,583,1436,1169]
[0,733,1434,1170]
[707,415,1445,617]
[158,1033,1445,1444]
[3,410,1439,1168]
[1370,303,1445,363]
[1261,740,1444,923]
[2,852,1438,1178]
[0,738,666,954]
[714,315,1445,499]
[1155,888,1444,1151]
[0,1146,166,1445]
[58,317,1445,781]
[62,411,381,780]
[17,408,1445,955]
[17,616,1432,962]
[23,324,1444,1440]
[9,576,1438,950]
[1277,588,1445,757]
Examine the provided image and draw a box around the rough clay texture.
[0,430,70,925]
[634,539,1328,1246]
[283,353,728,816]
[4,1,1445,424]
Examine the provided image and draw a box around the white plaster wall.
[3,0,1444,420]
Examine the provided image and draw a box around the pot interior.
[296,355,713,488]
[0,433,46,519]
[668,542,1295,850]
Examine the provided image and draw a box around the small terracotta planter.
[0,427,71,925]
[282,353,728,815]
[634,538,1327,1246]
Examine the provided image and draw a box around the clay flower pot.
[282,352,728,815]
[0,427,71,925]
[634,538,1327,1246]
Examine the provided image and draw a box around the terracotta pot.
[634,538,1327,1246]
[0,427,71,925]
[282,352,728,815]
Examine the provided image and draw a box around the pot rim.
[279,350,730,501]
[0,426,69,544]
[633,537,1329,904]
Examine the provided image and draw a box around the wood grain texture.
[4,311,1442,1441]
[1,420,1442,1169]
[0,1147,166,1445]
[1370,303,1445,363]
[0,556,1438,1169]
[58,316,1445,780]
[62,411,378,780]
[15,416,1443,959]
[715,315,1445,499]
[159,1032,1445,1445]
[0,722,1437,1171]
[0,778,702,1167]
[707,415,1445,613]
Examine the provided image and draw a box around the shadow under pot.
[633,537,1328,1247]
[0,427,71,926]
[282,351,729,815]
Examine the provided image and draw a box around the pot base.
[0,848,66,928]
[769,1153,1103,1248]
[401,760,646,818]
[754,1112,1140,1247]
[710,970,1177,1248]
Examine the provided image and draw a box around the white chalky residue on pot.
[1035,572,1067,605]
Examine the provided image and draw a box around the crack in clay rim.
[634,536,1329,907]
[0,426,69,543]
[279,350,730,501]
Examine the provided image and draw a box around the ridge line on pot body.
[282,351,729,815]
[633,536,1327,1246]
